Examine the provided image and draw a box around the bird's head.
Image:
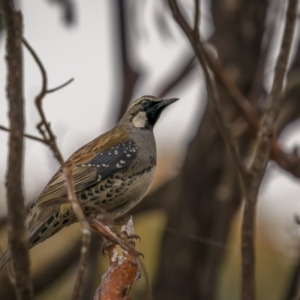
[123,95,179,129]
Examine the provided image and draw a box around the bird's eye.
[141,100,151,108]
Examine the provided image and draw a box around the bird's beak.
[157,97,179,108]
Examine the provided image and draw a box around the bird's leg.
[88,218,142,257]
[101,230,142,256]
[113,217,142,246]
[102,216,141,249]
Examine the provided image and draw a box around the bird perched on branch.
[0,95,179,270]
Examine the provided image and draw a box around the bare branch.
[63,167,91,300]
[114,0,140,123]
[1,0,33,298]
[195,13,300,181]
[241,0,298,299]
[22,37,65,165]
[193,0,200,34]
[199,44,248,178]
[203,47,259,130]
[167,0,247,178]
[261,1,297,123]
[21,37,47,93]
[0,125,47,144]
[46,78,74,94]
[248,1,281,105]
[93,217,140,300]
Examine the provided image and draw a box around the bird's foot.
[88,218,143,258]
[102,231,142,257]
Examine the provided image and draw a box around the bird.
[0,95,179,271]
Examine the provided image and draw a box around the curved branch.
[22,37,64,165]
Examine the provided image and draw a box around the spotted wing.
[35,140,138,204]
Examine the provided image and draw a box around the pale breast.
[77,167,155,222]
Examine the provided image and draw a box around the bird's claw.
[119,231,141,245]
[101,231,143,258]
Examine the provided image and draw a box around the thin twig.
[22,37,65,165]
[241,0,298,299]
[193,0,200,34]
[2,0,33,299]
[0,74,73,147]
[46,78,74,94]
[0,125,47,144]
[63,167,91,300]
[200,48,248,178]
[203,47,260,130]
[168,0,247,178]
[114,0,140,123]
[194,9,300,182]
[248,0,281,105]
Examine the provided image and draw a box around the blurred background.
[0,0,300,299]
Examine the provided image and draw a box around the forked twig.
[0,39,74,156]
[22,37,71,165]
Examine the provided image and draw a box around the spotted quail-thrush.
[0,95,179,270]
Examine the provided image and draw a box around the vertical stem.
[112,0,139,122]
[2,0,33,299]
[241,198,256,300]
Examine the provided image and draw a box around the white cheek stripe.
[132,111,147,128]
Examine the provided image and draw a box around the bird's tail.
[0,215,60,272]
[0,219,61,272]
[0,206,72,272]
[0,247,12,271]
